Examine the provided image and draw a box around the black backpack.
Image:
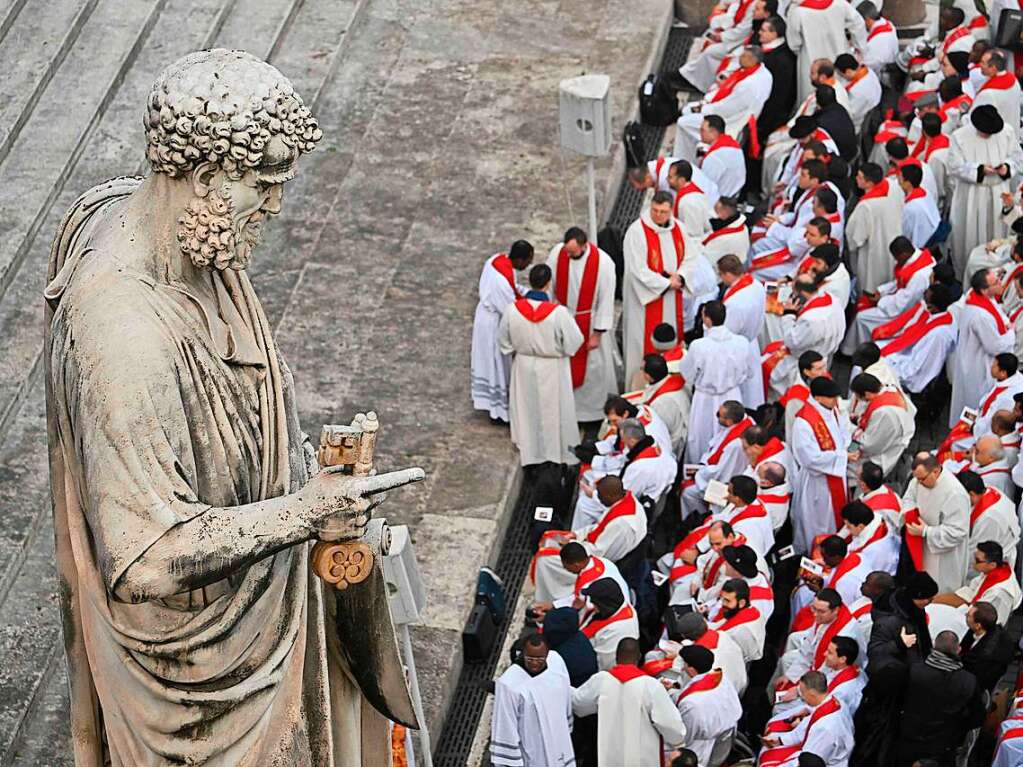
[622,120,646,168]
[638,73,680,127]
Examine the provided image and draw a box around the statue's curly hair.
[144,48,322,179]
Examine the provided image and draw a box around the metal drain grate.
[432,24,697,767]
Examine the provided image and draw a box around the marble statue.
[43,49,424,766]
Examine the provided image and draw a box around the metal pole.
[400,623,433,767]
[586,157,597,239]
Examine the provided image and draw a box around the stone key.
[311,413,425,589]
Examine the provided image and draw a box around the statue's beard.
[177,187,264,271]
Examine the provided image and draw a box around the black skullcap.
[679,644,714,674]
[971,104,1004,135]
[723,545,759,578]
[652,323,677,343]
[905,571,939,600]
[810,376,841,398]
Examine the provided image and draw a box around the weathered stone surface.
[0,0,670,758]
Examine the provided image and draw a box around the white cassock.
[955,566,1023,625]
[902,188,941,248]
[773,664,865,720]
[674,671,742,766]
[679,325,755,461]
[972,73,1023,140]
[673,182,714,240]
[679,0,757,92]
[862,18,899,74]
[727,501,777,558]
[949,290,1015,427]
[640,378,691,455]
[842,248,935,355]
[778,607,866,684]
[681,415,757,518]
[701,214,751,267]
[675,64,774,161]
[918,136,952,206]
[852,390,915,476]
[581,602,642,671]
[647,156,678,193]
[948,123,1023,276]
[845,512,901,575]
[545,243,617,421]
[623,212,701,383]
[765,293,845,400]
[677,629,749,696]
[791,553,873,629]
[761,695,855,767]
[723,274,767,408]
[902,467,972,592]
[759,481,794,532]
[846,179,905,292]
[708,605,767,663]
[471,253,525,420]
[881,308,958,394]
[791,397,850,554]
[968,487,1020,571]
[994,720,1023,767]
[500,299,584,466]
[533,553,630,606]
[572,667,686,766]
[975,458,1015,496]
[786,0,867,102]
[699,138,748,200]
[842,67,882,128]
[973,371,1023,439]
[490,653,574,767]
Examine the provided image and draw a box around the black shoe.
[662,70,700,94]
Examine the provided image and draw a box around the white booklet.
[703,479,730,507]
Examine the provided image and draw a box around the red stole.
[966,289,1010,335]
[761,340,789,399]
[672,181,702,218]
[971,487,1003,529]
[678,669,724,700]
[754,437,786,468]
[702,537,745,589]
[491,253,519,294]
[938,94,972,122]
[980,384,1008,416]
[670,523,715,581]
[723,273,754,302]
[798,292,833,317]
[714,605,761,631]
[574,557,607,597]
[814,606,853,669]
[779,383,809,408]
[695,629,720,650]
[586,493,639,545]
[732,0,755,24]
[608,663,648,684]
[582,603,635,638]
[706,416,755,465]
[873,301,927,342]
[514,298,558,323]
[867,19,893,41]
[792,558,861,630]
[894,249,933,289]
[979,71,1019,94]
[751,246,791,270]
[903,507,925,570]
[844,66,870,92]
[879,311,953,357]
[904,187,927,204]
[859,179,890,202]
[647,374,685,404]
[710,67,761,104]
[937,417,975,464]
[972,563,1013,603]
[760,698,843,767]
[942,25,971,55]
[555,242,601,388]
[851,519,890,555]
[826,665,860,693]
[912,132,950,161]
[864,487,901,514]
[859,390,907,431]
[798,0,833,8]
[796,402,847,529]
[703,220,746,247]
[640,221,685,354]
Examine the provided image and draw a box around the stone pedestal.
[676,0,717,28]
[883,0,925,27]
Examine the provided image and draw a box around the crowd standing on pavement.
[471,1,1023,765]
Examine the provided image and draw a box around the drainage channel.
[431,22,697,767]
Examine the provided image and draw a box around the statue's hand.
[304,467,425,541]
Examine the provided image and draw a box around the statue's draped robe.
[45,178,388,767]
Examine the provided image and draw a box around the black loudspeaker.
[996,9,1023,52]
[462,603,498,661]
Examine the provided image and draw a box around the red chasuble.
[555,242,601,388]
[640,222,685,355]
[796,402,847,529]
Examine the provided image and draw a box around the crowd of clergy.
[469,0,1023,765]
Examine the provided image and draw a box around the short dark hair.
[765,14,786,37]
[560,541,588,565]
[860,162,884,184]
[604,395,638,417]
[669,159,693,181]
[803,159,829,182]
[977,541,1005,566]
[703,300,726,326]
[807,216,832,236]
[563,226,587,245]
[814,187,838,213]
[643,353,668,382]
[524,632,548,650]
[971,601,998,631]
[850,372,883,396]
[921,112,943,137]
[651,190,674,207]
[835,53,858,72]
[730,475,759,504]
[509,239,534,262]
[995,353,1019,376]
[721,578,750,604]
[860,460,884,490]
[900,163,923,188]
[830,635,859,665]
[816,588,842,610]
[742,424,770,446]
[851,342,881,369]
[987,50,1007,71]
[970,268,991,292]
[670,750,699,767]
[841,500,874,526]
[957,470,985,495]
[819,535,849,560]
[885,137,909,160]
[529,263,551,289]
[798,350,824,374]
[889,235,915,257]
[703,114,726,133]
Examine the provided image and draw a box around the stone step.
[0,0,97,169]
[6,654,71,767]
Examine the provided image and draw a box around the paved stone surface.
[0,0,670,760]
